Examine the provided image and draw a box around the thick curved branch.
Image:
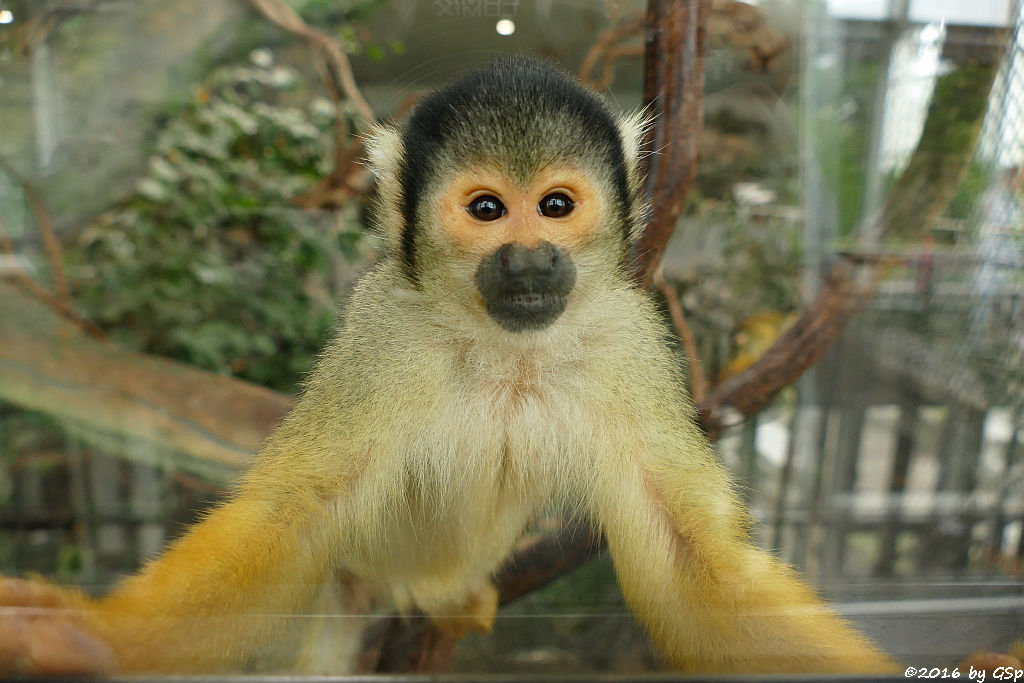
[630,0,710,287]
[0,280,291,484]
[697,262,882,439]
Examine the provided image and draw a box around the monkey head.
[366,56,649,334]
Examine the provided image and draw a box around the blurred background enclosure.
[0,0,1022,673]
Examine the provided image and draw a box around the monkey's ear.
[362,123,405,248]
[617,109,654,242]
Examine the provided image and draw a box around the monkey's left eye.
[468,195,506,221]
[539,193,574,218]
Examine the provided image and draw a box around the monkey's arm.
[87,493,336,672]
[0,272,416,675]
[0,367,373,675]
[591,365,898,673]
[0,491,337,674]
[0,489,338,674]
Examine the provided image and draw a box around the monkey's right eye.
[467,195,506,221]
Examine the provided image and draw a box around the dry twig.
[247,0,378,210]
[577,14,645,89]
[0,219,106,341]
[247,0,375,125]
[0,156,70,306]
[709,0,788,71]
[654,266,707,403]
[293,93,419,211]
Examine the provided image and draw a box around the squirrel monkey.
[0,56,897,675]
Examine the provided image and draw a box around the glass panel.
[0,0,1021,675]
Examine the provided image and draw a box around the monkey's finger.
[0,611,29,671]
[27,617,116,675]
[960,650,1022,673]
[0,578,64,608]
[0,578,34,606]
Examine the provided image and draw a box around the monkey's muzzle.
[474,241,576,332]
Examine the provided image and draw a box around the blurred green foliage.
[67,52,365,393]
[947,162,993,222]
[719,213,802,316]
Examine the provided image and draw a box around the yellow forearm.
[86,497,333,673]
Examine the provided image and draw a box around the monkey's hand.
[429,582,499,639]
[0,578,115,675]
[961,640,1024,675]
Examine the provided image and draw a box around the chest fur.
[343,346,600,548]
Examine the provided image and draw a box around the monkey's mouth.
[505,292,548,308]
[474,241,576,333]
[488,291,569,331]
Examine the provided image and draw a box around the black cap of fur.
[398,55,632,283]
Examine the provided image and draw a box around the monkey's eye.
[467,195,506,221]
[539,193,574,218]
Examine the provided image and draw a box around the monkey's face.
[366,58,650,333]
[435,165,611,332]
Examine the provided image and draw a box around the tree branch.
[698,261,883,438]
[654,266,707,404]
[246,0,375,125]
[0,218,107,341]
[577,13,644,89]
[0,156,70,306]
[630,0,710,287]
[0,280,291,484]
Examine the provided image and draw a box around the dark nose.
[494,242,562,284]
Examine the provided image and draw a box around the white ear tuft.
[361,124,405,247]
[617,108,653,180]
[362,123,403,180]
[617,108,655,242]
